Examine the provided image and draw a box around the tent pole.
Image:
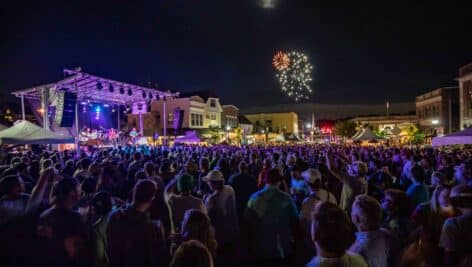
[41,88,49,130]
[163,97,167,146]
[21,93,26,121]
[74,98,80,157]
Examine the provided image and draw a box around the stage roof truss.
[11,68,179,106]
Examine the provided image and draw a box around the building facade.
[128,91,223,136]
[416,87,459,136]
[244,112,298,134]
[350,115,417,133]
[459,63,472,129]
[222,105,239,129]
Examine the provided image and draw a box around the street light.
[432,119,439,125]
[226,125,231,143]
[306,123,312,129]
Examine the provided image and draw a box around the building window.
[191,113,203,126]
[210,114,216,120]
[210,99,216,108]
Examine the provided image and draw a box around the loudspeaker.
[55,91,77,127]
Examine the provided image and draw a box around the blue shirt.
[246,184,298,260]
[406,182,429,207]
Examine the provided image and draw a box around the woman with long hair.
[172,209,217,259]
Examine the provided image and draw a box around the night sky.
[1,1,471,108]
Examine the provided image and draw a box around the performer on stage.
[129,127,139,144]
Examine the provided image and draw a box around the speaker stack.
[55,91,77,127]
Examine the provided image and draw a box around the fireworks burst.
[273,51,313,101]
[272,51,290,71]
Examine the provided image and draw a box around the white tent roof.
[352,128,385,141]
[432,128,472,146]
[0,120,74,145]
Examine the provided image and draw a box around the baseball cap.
[302,168,321,185]
[203,170,225,182]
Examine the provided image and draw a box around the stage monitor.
[55,91,77,127]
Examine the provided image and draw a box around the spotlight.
[127,88,132,96]
[142,91,147,98]
[80,101,87,105]
[96,81,102,90]
[104,104,110,107]
[119,87,125,94]
[109,84,114,92]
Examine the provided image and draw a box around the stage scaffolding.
[11,67,179,151]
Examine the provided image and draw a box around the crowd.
[0,144,471,267]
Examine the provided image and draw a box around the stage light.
[119,87,125,94]
[80,101,87,105]
[127,88,132,96]
[104,104,110,107]
[142,91,147,98]
[95,106,101,120]
[109,84,114,92]
[96,81,102,90]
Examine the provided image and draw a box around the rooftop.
[179,90,219,101]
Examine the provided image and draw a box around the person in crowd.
[381,189,414,244]
[439,184,472,267]
[167,174,206,233]
[62,159,75,179]
[300,168,337,234]
[227,161,258,226]
[89,191,113,267]
[349,195,401,267]
[74,158,92,180]
[430,171,448,190]
[173,209,217,258]
[36,177,89,266]
[203,170,239,261]
[454,161,472,185]
[411,185,454,250]
[326,150,368,213]
[0,175,29,224]
[244,168,300,266]
[290,165,309,208]
[257,158,272,187]
[406,164,430,207]
[307,201,367,267]
[170,240,214,267]
[107,179,166,267]
[77,177,99,222]
[197,157,211,196]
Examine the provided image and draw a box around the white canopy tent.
[0,120,74,145]
[352,128,385,141]
[432,128,472,146]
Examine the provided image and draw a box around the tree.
[403,125,425,145]
[235,127,242,145]
[334,120,358,138]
